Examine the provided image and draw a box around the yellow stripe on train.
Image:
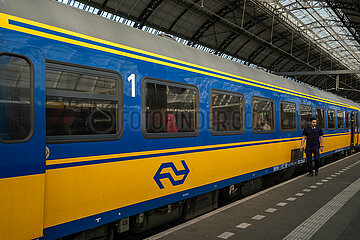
[43,134,350,228]
[46,133,348,166]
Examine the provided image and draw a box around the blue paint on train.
[0,25,358,177]
[0,18,359,240]
[0,40,46,179]
[153,160,190,189]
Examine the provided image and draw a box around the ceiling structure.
[57,0,360,102]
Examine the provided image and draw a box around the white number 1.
[127,74,135,98]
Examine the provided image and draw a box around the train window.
[300,104,312,130]
[210,90,244,135]
[0,54,33,142]
[280,101,296,131]
[337,110,344,129]
[45,62,121,142]
[252,97,274,133]
[315,108,325,129]
[142,78,198,138]
[327,109,335,129]
[345,112,351,129]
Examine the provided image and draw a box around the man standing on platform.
[300,117,324,176]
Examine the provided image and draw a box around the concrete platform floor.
[148,152,360,240]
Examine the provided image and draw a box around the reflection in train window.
[143,79,198,137]
[252,97,274,133]
[327,109,335,129]
[337,110,344,129]
[46,97,118,135]
[315,108,325,129]
[210,90,244,134]
[45,62,121,141]
[280,101,296,131]
[0,55,33,142]
[46,69,117,95]
[345,112,351,129]
[300,104,312,130]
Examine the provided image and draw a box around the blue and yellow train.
[0,0,359,239]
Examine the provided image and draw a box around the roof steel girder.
[174,0,319,70]
[76,0,142,23]
[65,0,359,101]
[326,0,360,46]
[308,74,324,86]
[270,56,286,71]
[97,0,110,15]
[76,0,338,79]
[246,45,267,64]
[216,32,240,53]
[188,5,237,46]
[277,59,298,72]
[136,0,165,29]
[275,69,360,76]
[216,13,271,54]
[265,0,360,87]
[257,40,289,67]
[251,34,290,68]
[168,0,200,31]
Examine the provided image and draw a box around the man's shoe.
[307,172,313,177]
[315,170,319,176]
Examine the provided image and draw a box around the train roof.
[2,0,359,109]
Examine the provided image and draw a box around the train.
[0,0,359,239]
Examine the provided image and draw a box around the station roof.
[57,0,360,102]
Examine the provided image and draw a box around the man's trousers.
[305,146,320,173]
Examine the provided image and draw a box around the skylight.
[263,0,360,72]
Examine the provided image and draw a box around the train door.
[356,112,359,146]
[350,111,355,147]
[0,48,45,239]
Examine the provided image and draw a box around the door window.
[300,104,312,130]
[0,54,33,142]
[315,108,325,129]
[252,97,275,133]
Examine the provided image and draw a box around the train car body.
[0,0,359,239]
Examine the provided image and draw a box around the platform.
[148,152,360,240]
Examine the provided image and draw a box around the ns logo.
[153,160,190,189]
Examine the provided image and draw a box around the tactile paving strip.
[283,177,360,240]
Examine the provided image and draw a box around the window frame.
[279,100,297,132]
[0,53,34,143]
[315,107,325,129]
[337,110,344,130]
[327,108,336,130]
[45,60,123,143]
[300,104,313,130]
[141,77,199,139]
[209,89,245,136]
[251,96,275,134]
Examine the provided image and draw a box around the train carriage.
[0,0,359,239]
